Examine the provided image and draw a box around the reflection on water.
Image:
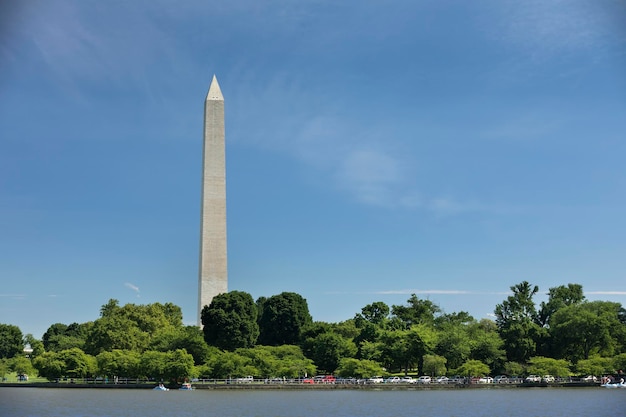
[0,387,621,417]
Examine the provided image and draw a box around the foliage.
[574,356,614,376]
[149,326,211,365]
[7,355,36,376]
[139,349,195,382]
[537,284,585,327]
[494,281,543,363]
[335,357,383,378]
[423,354,447,376]
[392,294,440,328]
[236,345,316,378]
[503,361,524,376]
[201,291,259,351]
[0,324,24,358]
[96,349,141,378]
[455,359,490,377]
[550,301,623,361]
[257,292,312,346]
[303,331,356,374]
[33,348,97,380]
[526,356,571,377]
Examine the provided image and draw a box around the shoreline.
[0,382,601,390]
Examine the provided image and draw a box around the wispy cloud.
[124,282,140,297]
[586,291,626,296]
[326,289,511,296]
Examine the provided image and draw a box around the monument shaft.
[198,75,228,325]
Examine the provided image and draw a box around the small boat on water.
[602,378,625,389]
[179,383,195,390]
[153,383,169,391]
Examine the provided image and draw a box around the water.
[0,387,623,417]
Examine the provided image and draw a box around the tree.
[526,356,571,377]
[423,354,447,376]
[392,295,440,328]
[304,332,356,374]
[358,302,390,325]
[201,291,259,350]
[42,322,91,352]
[494,281,542,363]
[139,349,195,383]
[96,350,141,378]
[0,324,23,358]
[550,301,623,361]
[335,358,383,378]
[257,292,312,346]
[150,326,211,365]
[575,356,613,377]
[33,348,96,380]
[455,359,490,379]
[236,345,316,378]
[537,284,585,327]
[467,319,506,374]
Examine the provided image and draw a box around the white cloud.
[124,282,140,297]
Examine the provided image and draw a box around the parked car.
[400,376,415,384]
[449,375,466,384]
[417,376,432,384]
[478,376,493,384]
[385,376,401,384]
[435,376,449,384]
[367,376,384,384]
[525,375,541,383]
[543,375,555,383]
[494,375,509,384]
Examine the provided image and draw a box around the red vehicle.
[314,375,336,384]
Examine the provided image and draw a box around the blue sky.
[1,0,625,338]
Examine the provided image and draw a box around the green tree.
[423,354,447,376]
[33,352,65,380]
[201,291,259,350]
[206,350,256,379]
[149,326,211,365]
[335,358,383,378]
[575,356,613,376]
[494,281,542,363]
[550,301,623,361]
[0,324,24,358]
[392,295,440,328]
[96,350,141,378]
[526,356,571,377]
[467,319,506,373]
[236,345,315,378]
[139,349,195,383]
[357,302,390,325]
[434,323,471,370]
[537,284,585,327]
[257,292,312,346]
[455,359,490,379]
[304,332,356,374]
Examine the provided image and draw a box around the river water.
[0,387,623,417]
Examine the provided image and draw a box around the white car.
[543,375,555,383]
[386,377,401,383]
[417,376,432,384]
[525,375,541,383]
[400,376,415,384]
[494,375,509,384]
[478,376,493,384]
[435,376,449,384]
[367,376,384,384]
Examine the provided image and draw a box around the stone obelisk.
[198,75,228,325]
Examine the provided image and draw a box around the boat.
[602,378,625,388]
[179,383,195,390]
[153,383,169,391]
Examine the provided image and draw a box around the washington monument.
[198,75,228,325]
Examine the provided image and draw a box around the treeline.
[1,282,625,383]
